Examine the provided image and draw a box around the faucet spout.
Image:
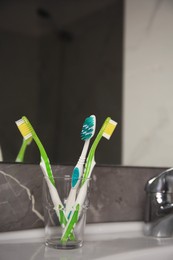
[144,168,173,237]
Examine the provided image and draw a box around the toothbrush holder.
[42,173,91,249]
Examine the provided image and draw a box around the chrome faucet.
[144,167,173,238]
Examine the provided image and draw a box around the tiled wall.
[123,0,173,167]
[0,163,166,232]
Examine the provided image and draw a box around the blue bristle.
[80,116,95,141]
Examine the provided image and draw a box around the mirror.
[0,0,123,165]
[1,1,172,168]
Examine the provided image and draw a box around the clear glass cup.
[42,174,91,249]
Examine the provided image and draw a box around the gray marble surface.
[0,163,166,232]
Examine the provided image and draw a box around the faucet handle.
[160,203,173,214]
[145,168,173,193]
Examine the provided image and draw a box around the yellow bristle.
[103,119,117,140]
[16,119,32,140]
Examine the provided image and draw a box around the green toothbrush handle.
[58,206,76,241]
[61,204,80,242]
[61,178,91,242]
[15,140,28,162]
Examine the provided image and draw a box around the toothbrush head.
[102,118,117,140]
[80,115,96,141]
[15,116,34,140]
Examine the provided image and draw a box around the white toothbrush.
[65,115,96,217]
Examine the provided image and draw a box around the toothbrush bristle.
[80,115,96,141]
[15,119,32,140]
[102,119,117,140]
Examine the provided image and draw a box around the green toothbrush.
[15,137,33,162]
[15,116,75,240]
[61,117,117,242]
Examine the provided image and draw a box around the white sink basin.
[0,222,173,260]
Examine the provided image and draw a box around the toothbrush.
[15,137,33,162]
[81,117,117,185]
[15,116,75,240]
[15,116,55,186]
[0,145,3,161]
[39,161,75,240]
[61,117,117,242]
[65,115,96,217]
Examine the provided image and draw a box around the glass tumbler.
[42,174,91,249]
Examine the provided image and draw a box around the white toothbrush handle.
[76,178,88,208]
[45,177,63,207]
[65,140,90,215]
[77,159,96,207]
[65,185,78,217]
[40,161,63,217]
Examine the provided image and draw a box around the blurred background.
[0,0,173,167]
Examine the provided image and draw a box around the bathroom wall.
[123,0,173,167]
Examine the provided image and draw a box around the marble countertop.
[0,222,173,260]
